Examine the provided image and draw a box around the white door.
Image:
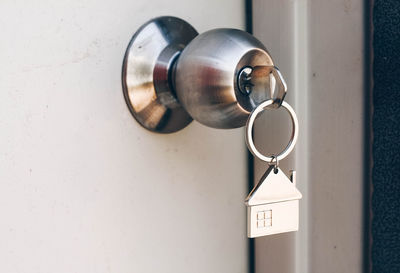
[0,1,248,273]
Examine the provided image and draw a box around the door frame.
[248,0,371,272]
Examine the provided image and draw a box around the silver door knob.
[122,16,286,133]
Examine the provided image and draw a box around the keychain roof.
[245,166,302,206]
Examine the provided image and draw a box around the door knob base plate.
[122,16,198,133]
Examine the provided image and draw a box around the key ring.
[268,155,279,173]
[245,100,298,162]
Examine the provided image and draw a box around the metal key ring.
[245,100,299,162]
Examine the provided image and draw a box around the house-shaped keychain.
[245,166,302,238]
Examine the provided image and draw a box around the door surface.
[0,1,248,273]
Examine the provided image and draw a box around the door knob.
[122,16,286,133]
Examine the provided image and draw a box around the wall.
[372,1,400,272]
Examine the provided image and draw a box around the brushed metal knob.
[122,16,285,133]
[174,29,274,129]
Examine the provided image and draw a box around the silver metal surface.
[122,16,198,133]
[174,29,274,128]
[246,165,302,238]
[245,100,298,162]
[237,66,253,95]
[238,65,287,107]
[123,17,283,131]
